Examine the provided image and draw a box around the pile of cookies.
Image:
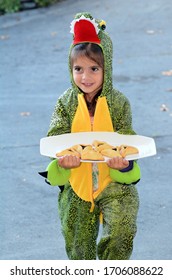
[56,140,139,161]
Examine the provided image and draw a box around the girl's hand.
[58,155,81,169]
[106,157,129,170]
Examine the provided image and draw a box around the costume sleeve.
[116,98,136,135]
[40,91,72,187]
[109,161,141,185]
[45,159,71,186]
[111,90,135,135]
[47,94,71,136]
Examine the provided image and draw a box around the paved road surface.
[0,0,172,260]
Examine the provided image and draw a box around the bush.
[0,0,20,13]
[0,0,58,14]
[35,0,56,7]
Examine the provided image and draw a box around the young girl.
[40,12,141,260]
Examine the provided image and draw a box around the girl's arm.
[40,92,72,186]
[109,91,141,184]
[47,96,71,137]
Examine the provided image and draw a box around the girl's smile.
[72,55,103,102]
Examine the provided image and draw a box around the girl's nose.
[82,70,90,80]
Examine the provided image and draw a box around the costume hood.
[69,12,113,98]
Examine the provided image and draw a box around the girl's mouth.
[82,83,93,87]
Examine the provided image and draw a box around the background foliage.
[0,0,59,14]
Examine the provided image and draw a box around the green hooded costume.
[41,12,140,260]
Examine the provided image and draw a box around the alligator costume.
[40,12,141,260]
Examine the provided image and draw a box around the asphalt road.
[0,0,172,260]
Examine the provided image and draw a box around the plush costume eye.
[99,20,106,30]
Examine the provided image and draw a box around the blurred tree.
[0,0,59,14]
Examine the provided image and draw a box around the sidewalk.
[0,0,172,260]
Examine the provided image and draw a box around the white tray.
[40,132,156,162]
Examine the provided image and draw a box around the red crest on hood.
[73,19,101,44]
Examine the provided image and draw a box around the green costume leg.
[96,182,139,260]
[58,184,100,260]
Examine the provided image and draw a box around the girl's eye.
[74,66,82,72]
[91,66,99,72]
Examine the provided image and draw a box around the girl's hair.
[70,43,104,69]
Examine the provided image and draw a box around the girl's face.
[72,55,103,100]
